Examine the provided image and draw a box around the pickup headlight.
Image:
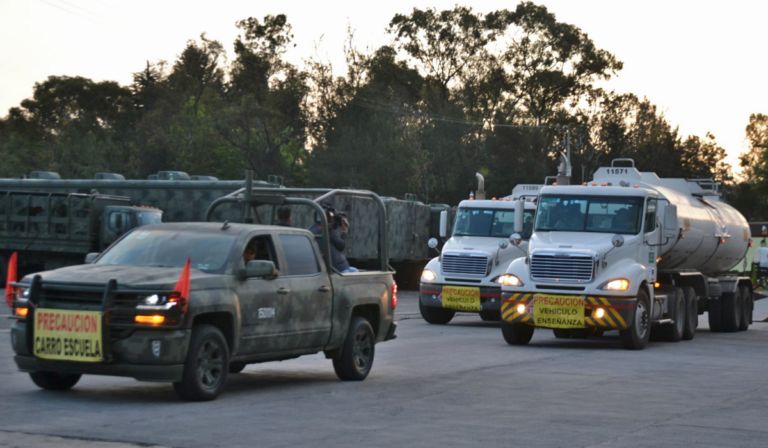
[495,274,524,287]
[421,269,437,283]
[600,278,630,291]
[14,287,30,303]
[137,294,178,310]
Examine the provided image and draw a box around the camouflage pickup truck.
[8,221,397,400]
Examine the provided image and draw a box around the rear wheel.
[738,285,752,331]
[333,316,375,381]
[720,291,740,332]
[419,301,455,324]
[682,286,697,340]
[659,287,684,342]
[29,371,81,391]
[501,322,534,345]
[173,324,229,401]
[708,296,724,332]
[620,288,651,350]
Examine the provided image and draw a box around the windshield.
[137,210,163,226]
[452,207,535,239]
[535,195,643,235]
[97,229,238,273]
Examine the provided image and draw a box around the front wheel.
[29,371,81,391]
[173,324,230,401]
[620,288,651,350]
[333,317,375,381]
[501,321,534,345]
[419,301,455,324]
[738,285,752,331]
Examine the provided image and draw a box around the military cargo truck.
[0,171,438,287]
[8,190,397,401]
[0,191,162,281]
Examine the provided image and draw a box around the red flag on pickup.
[173,258,191,313]
[5,252,18,307]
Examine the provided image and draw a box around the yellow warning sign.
[34,308,103,362]
[533,294,585,329]
[441,286,481,312]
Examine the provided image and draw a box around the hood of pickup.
[22,264,222,290]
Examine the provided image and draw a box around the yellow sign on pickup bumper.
[441,286,481,312]
[533,295,585,329]
[34,309,103,362]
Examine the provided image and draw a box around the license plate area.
[533,294,585,328]
[33,308,104,362]
[441,286,481,312]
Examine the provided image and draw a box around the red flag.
[174,257,191,307]
[5,252,18,307]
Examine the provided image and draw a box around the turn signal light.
[135,315,165,325]
[594,307,606,319]
[516,304,527,314]
[14,306,29,318]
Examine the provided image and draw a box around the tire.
[501,321,534,345]
[720,292,740,332]
[708,296,724,332]
[229,362,246,374]
[479,310,500,322]
[333,316,375,381]
[659,287,684,342]
[738,285,752,331]
[419,301,455,325]
[620,288,651,350]
[173,324,229,401]
[682,286,697,340]
[29,371,81,391]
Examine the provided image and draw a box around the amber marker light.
[654,282,661,289]
[135,315,166,325]
[14,307,29,318]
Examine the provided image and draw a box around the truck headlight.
[14,287,30,303]
[137,294,177,310]
[421,269,437,283]
[600,278,630,291]
[496,274,524,287]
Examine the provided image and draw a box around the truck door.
[236,234,294,354]
[275,233,333,350]
[643,198,660,283]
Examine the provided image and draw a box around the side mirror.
[427,238,438,249]
[611,234,624,248]
[509,233,522,246]
[84,252,100,264]
[663,205,678,240]
[238,260,278,280]
[438,210,448,238]
[513,200,524,233]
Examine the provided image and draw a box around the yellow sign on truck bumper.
[34,308,103,362]
[533,294,585,328]
[441,286,481,311]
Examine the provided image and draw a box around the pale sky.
[1,0,766,173]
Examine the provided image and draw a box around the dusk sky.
[1,0,765,173]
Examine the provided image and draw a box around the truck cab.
[418,185,540,324]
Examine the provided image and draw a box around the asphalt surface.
[1,292,767,448]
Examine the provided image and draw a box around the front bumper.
[11,320,191,382]
[420,283,502,313]
[501,292,636,330]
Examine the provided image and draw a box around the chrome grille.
[442,254,488,276]
[530,254,594,282]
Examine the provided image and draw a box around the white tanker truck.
[499,159,753,349]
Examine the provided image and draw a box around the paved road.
[1,292,767,448]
